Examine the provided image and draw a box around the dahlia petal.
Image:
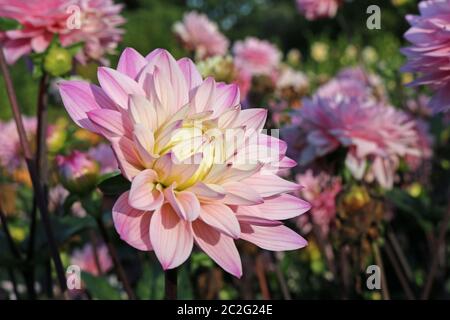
[112,192,153,251]
[97,67,145,109]
[164,186,201,221]
[150,204,193,270]
[186,182,226,200]
[117,47,147,80]
[242,173,301,197]
[128,94,158,130]
[58,80,115,132]
[87,109,132,138]
[2,39,31,64]
[239,219,307,251]
[222,181,264,205]
[129,169,164,211]
[200,203,240,239]
[192,77,216,113]
[212,83,240,116]
[110,136,144,180]
[234,108,267,131]
[133,124,157,166]
[177,57,203,91]
[240,194,310,220]
[192,220,242,278]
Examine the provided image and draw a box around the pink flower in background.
[296,0,342,20]
[283,73,421,189]
[59,47,310,277]
[0,117,37,170]
[0,0,125,65]
[65,0,125,64]
[233,37,281,77]
[173,11,229,59]
[296,170,341,236]
[402,0,450,113]
[71,243,113,276]
[88,143,119,174]
[56,150,100,194]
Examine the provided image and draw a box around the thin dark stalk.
[0,209,22,260]
[421,203,450,300]
[387,231,414,281]
[7,268,20,299]
[89,230,103,275]
[272,253,291,300]
[255,254,270,300]
[372,242,390,300]
[384,241,415,300]
[0,48,67,294]
[24,198,37,299]
[95,216,135,299]
[165,268,177,300]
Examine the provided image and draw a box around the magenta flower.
[402,0,450,113]
[0,0,125,65]
[296,0,342,21]
[0,117,37,170]
[56,150,100,194]
[233,37,281,77]
[71,243,113,276]
[296,170,341,236]
[173,11,228,59]
[88,143,119,174]
[59,47,310,277]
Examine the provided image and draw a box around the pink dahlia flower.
[0,117,37,170]
[71,243,113,276]
[0,0,125,65]
[59,47,310,277]
[402,0,450,113]
[296,170,341,236]
[296,0,342,21]
[233,37,281,77]
[88,143,119,174]
[173,11,228,59]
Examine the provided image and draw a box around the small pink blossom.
[233,37,281,77]
[173,11,228,59]
[296,170,341,236]
[88,143,119,174]
[401,0,450,113]
[71,243,113,276]
[296,0,342,20]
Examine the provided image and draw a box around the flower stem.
[165,268,178,300]
[0,47,67,295]
[95,216,136,299]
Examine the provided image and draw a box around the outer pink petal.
[192,76,216,113]
[222,181,263,206]
[87,109,132,138]
[233,108,267,131]
[58,80,116,132]
[150,204,193,270]
[192,220,242,278]
[252,194,311,220]
[97,67,145,109]
[242,173,301,197]
[186,182,226,200]
[110,136,144,180]
[239,218,307,251]
[164,186,201,221]
[129,169,164,211]
[112,192,153,251]
[200,203,240,239]
[211,83,240,116]
[117,47,147,80]
[177,57,203,91]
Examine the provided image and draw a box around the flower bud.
[56,151,100,195]
[44,46,72,77]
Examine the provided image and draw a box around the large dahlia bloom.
[173,11,229,60]
[296,0,342,21]
[283,75,421,189]
[0,0,124,65]
[402,0,450,113]
[59,48,310,277]
[233,37,281,77]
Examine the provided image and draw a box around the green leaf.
[97,173,130,196]
[136,261,164,299]
[82,272,122,300]
[0,18,21,31]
